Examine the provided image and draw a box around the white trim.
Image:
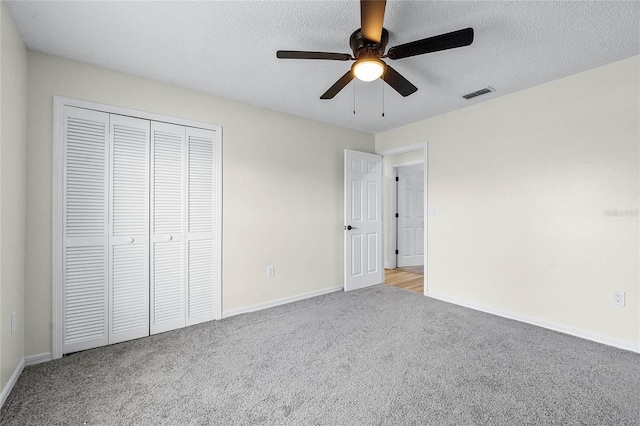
[423,144,428,294]
[0,358,24,409]
[384,261,395,269]
[214,127,223,320]
[52,98,64,360]
[222,285,343,318]
[1,353,54,408]
[53,96,217,131]
[388,167,398,270]
[378,143,425,156]
[426,291,640,354]
[390,159,423,167]
[52,96,223,359]
[24,352,53,366]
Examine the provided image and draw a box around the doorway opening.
[381,147,426,294]
[342,143,427,295]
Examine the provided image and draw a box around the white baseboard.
[223,285,343,318]
[0,357,25,409]
[426,291,640,354]
[384,261,396,269]
[25,352,53,366]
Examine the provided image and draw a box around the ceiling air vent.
[462,86,495,100]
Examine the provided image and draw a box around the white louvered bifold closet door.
[186,127,217,326]
[150,122,186,334]
[108,115,150,344]
[60,102,219,354]
[62,106,110,354]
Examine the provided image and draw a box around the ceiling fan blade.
[387,27,474,60]
[382,65,418,97]
[277,51,352,61]
[320,70,356,99]
[360,0,386,43]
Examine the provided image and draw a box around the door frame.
[52,96,223,359]
[378,142,428,295]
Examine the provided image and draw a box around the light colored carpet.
[2,285,639,425]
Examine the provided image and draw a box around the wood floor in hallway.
[384,267,424,294]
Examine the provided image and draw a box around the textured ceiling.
[6,1,640,134]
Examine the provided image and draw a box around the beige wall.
[0,1,27,394]
[376,56,640,345]
[25,52,374,356]
[382,150,424,267]
[14,28,640,359]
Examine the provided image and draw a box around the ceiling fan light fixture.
[276,1,473,99]
[352,57,386,82]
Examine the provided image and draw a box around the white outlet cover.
[611,290,625,307]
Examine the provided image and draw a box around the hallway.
[384,267,424,294]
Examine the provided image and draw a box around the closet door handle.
[168,235,173,241]
[128,237,135,243]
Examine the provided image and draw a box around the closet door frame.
[53,96,222,360]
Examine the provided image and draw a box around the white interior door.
[150,122,186,334]
[397,165,424,267]
[62,106,110,354]
[108,114,150,344]
[344,149,383,291]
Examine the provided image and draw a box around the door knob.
[346,225,357,230]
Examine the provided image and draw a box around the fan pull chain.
[381,79,385,117]
[353,83,356,114]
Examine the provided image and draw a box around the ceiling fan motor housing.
[350,28,389,59]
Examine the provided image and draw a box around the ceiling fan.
[276,0,474,99]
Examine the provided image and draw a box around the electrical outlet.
[11,312,16,334]
[267,265,275,278]
[611,290,625,307]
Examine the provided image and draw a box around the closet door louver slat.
[108,115,150,344]
[150,122,186,334]
[62,106,109,354]
[152,242,184,331]
[186,127,217,326]
[111,244,148,336]
[64,246,106,346]
[188,240,214,319]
